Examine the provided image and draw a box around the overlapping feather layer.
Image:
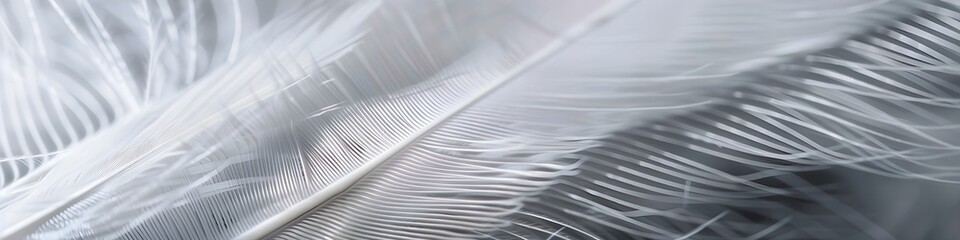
[3,0,960,240]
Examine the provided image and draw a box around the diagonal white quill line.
[236,0,638,239]
[0,2,378,238]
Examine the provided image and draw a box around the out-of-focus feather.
[511,1,960,239]
[0,0,277,188]
[270,1,960,239]
[4,0,960,239]
[2,0,630,238]
[488,1,960,239]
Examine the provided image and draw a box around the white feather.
[3,0,960,239]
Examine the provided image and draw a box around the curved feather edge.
[2,0,632,239]
[492,1,960,239]
[4,0,959,239]
[269,0,947,240]
[0,0,278,189]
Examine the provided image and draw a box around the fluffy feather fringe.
[4,0,960,240]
